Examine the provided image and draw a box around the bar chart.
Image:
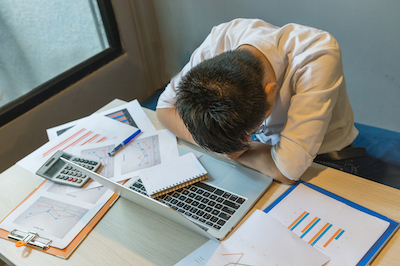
[288,211,346,249]
[267,183,390,266]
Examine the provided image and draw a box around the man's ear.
[264,82,279,95]
[264,82,278,114]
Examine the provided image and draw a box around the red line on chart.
[221,253,245,266]
[43,128,86,157]
[97,137,108,142]
[80,134,100,145]
[136,141,151,166]
[29,205,77,220]
[62,131,93,150]
[107,111,123,119]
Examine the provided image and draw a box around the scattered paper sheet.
[96,99,156,133]
[0,181,114,249]
[68,129,179,193]
[267,183,390,266]
[175,209,329,266]
[174,239,219,266]
[17,113,136,174]
[46,99,156,141]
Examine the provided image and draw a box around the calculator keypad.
[53,158,100,187]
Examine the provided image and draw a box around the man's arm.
[233,141,295,185]
[157,108,294,184]
[156,107,196,145]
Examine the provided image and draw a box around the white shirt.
[157,18,359,180]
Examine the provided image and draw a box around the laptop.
[62,144,273,241]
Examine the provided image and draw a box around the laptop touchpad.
[198,155,236,185]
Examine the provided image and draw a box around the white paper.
[267,183,390,266]
[175,210,329,266]
[97,99,156,133]
[46,99,156,141]
[67,129,180,193]
[174,240,220,266]
[112,129,180,182]
[46,118,85,140]
[17,113,137,174]
[0,181,114,249]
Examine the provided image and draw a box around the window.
[0,0,121,127]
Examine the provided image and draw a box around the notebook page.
[139,153,207,195]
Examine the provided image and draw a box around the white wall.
[0,0,164,173]
[152,0,400,133]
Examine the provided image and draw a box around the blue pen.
[108,129,141,157]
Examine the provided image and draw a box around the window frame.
[0,0,122,128]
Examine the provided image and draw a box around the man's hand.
[218,149,248,161]
[234,141,295,185]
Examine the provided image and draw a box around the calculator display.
[43,159,66,177]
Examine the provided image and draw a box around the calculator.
[36,150,101,187]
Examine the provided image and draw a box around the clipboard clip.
[8,229,52,250]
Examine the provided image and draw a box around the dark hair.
[175,49,269,154]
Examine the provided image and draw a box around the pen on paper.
[108,129,141,157]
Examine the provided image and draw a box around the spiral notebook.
[139,152,208,198]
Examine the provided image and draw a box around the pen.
[108,129,141,157]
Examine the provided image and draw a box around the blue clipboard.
[264,181,399,266]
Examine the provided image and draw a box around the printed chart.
[42,127,111,159]
[13,196,88,239]
[287,209,348,254]
[121,135,161,174]
[267,183,390,266]
[202,210,329,266]
[106,108,138,127]
[54,108,138,137]
[79,144,115,178]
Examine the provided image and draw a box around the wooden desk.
[1,100,400,265]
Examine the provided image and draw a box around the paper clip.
[8,229,52,250]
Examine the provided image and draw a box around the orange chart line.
[302,217,319,233]
[221,253,244,266]
[62,131,93,150]
[288,211,308,229]
[43,128,86,157]
[308,222,330,244]
[323,228,342,248]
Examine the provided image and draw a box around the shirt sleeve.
[271,47,344,180]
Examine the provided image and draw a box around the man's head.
[175,49,270,154]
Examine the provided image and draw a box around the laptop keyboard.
[129,179,246,231]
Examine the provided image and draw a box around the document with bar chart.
[265,182,399,266]
[45,99,156,141]
[17,113,135,174]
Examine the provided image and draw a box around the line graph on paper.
[121,135,161,174]
[13,196,88,239]
[79,144,115,178]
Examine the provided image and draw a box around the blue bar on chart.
[309,223,333,246]
[288,211,309,231]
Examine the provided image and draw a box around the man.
[156,18,358,184]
